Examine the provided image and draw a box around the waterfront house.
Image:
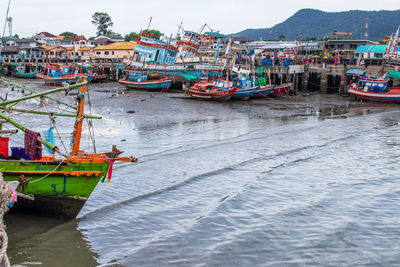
[0,38,42,62]
[41,45,66,61]
[200,32,226,44]
[93,35,124,47]
[54,35,73,46]
[93,42,136,62]
[78,46,95,62]
[34,32,57,45]
[73,35,88,46]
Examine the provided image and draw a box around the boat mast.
[71,77,87,155]
[0,0,11,56]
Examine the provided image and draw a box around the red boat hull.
[270,83,292,96]
[348,87,400,103]
[184,83,237,102]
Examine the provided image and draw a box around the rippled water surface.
[3,79,400,266]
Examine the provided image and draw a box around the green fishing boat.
[12,64,36,79]
[0,77,136,218]
[13,71,37,79]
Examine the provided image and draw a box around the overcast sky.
[1,0,399,38]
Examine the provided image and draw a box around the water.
[3,79,400,266]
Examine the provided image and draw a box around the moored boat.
[36,64,80,85]
[118,68,172,90]
[232,78,259,100]
[13,65,37,79]
[14,71,37,79]
[270,83,292,96]
[252,85,275,98]
[348,71,400,103]
[0,77,136,218]
[184,79,237,102]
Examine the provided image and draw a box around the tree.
[125,32,139,41]
[13,34,19,39]
[91,12,113,36]
[60,32,76,40]
[278,35,286,41]
[142,29,162,40]
[105,30,123,39]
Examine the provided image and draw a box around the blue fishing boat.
[232,77,259,100]
[348,71,400,102]
[252,85,275,98]
[37,64,80,85]
[118,67,172,91]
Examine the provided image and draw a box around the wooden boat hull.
[232,86,259,100]
[118,78,172,90]
[1,158,110,218]
[348,88,400,103]
[36,73,80,85]
[270,83,292,96]
[14,72,37,79]
[252,85,275,98]
[93,74,108,82]
[184,87,237,102]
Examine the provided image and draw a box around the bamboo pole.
[0,81,88,107]
[0,77,77,110]
[0,107,101,119]
[0,112,68,158]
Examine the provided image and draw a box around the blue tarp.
[346,69,366,76]
[114,66,125,70]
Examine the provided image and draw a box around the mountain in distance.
[232,9,400,41]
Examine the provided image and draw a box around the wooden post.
[302,64,309,91]
[320,70,328,94]
[339,61,348,96]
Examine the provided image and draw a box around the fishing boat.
[118,67,172,90]
[36,64,92,85]
[270,83,292,97]
[13,65,37,79]
[0,77,136,218]
[251,85,275,98]
[36,64,79,85]
[184,79,237,102]
[91,65,108,82]
[348,71,400,103]
[232,77,259,100]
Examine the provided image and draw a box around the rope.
[29,159,66,184]
[85,84,97,154]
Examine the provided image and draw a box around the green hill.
[232,9,400,41]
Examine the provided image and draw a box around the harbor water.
[3,79,400,266]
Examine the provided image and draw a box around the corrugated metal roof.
[354,45,374,53]
[40,45,65,51]
[370,45,388,53]
[78,46,95,51]
[94,42,136,50]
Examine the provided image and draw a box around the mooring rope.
[29,159,66,184]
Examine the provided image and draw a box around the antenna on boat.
[147,16,152,32]
[176,20,184,39]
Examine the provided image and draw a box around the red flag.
[305,60,309,65]
[334,53,338,66]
